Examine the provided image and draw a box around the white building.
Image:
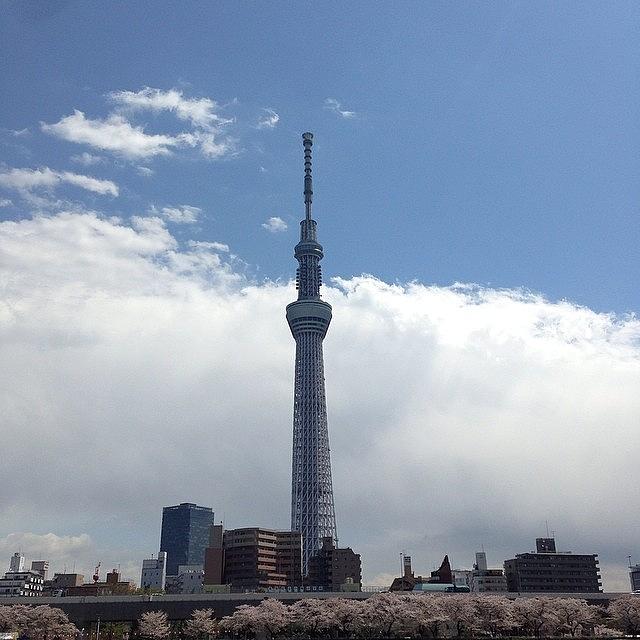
[0,571,44,597]
[140,551,167,591]
[9,553,25,573]
[452,569,472,588]
[165,565,204,594]
[470,551,508,592]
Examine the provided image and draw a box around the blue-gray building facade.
[160,503,214,576]
[286,133,337,575]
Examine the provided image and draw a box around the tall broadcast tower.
[286,132,337,573]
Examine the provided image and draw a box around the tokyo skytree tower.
[286,132,337,573]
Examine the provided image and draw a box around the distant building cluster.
[389,538,606,594]
[139,502,362,594]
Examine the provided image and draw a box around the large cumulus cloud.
[0,211,638,589]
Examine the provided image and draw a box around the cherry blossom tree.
[399,594,447,639]
[470,595,515,638]
[290,597,335,637]
[439,595,476,637]
[185,608,218,639]
[511,597,557,637]
[608,595,640,635]
[321,597,362,639]
[219,604,256,639]
[547,598,601,637]
[357,592,416,637]
[0,604,77,639]
[138,610,170,640]
[220,599,291,639]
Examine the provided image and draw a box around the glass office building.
[160,502,214,576]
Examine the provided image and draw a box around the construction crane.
[93,562,101,583]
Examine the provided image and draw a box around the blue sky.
[1,2,640,589]
[2,1,638,312]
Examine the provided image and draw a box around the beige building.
[204,526,303,592]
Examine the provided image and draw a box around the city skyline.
[0,2,639,592]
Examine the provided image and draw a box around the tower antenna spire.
[303,132,313,221]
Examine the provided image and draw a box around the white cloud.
[136,166,154,177]
[0,211,639,591]
[109,87,232,130]
[154,204,201,224]
[71,152,104,166]
[189,240,230,253]
[262,216,288,233]
[324,97,357,119]
[0,166,118,196]
[257,109,280,130]
[43,88,235,161]
[0,198,12,207]
[42,110,179,159]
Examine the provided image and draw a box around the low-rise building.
[165,565,204,594]
[0,570,44,597]
[470,552,508,592]
[306,537,362,592]
[390,555,452,592]
[141,552,167,592]
[504,538,602,593]
[66,569,135,596]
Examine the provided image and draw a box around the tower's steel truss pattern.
[286,133,337,574]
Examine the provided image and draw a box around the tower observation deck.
[286,132,337,574]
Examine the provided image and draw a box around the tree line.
[1,593,640,639]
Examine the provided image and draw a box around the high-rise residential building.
[504,537,602,593]
[30,560,49,580]
[160,502,214,576]
[629,563,640,592]
[140,551,167,591]
[220,527,303,592]
[9,552,25,573]
[286,132,337,574]
[306,537,361,592]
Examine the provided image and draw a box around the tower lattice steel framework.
[286,132,337,574]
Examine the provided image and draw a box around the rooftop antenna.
[545,520,550,537]
[303,132,313,221]
[629,555,633,569]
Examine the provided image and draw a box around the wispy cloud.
[42,110,179,160]
[71,152,104,166]
[136,166,154,177]
[188,240,229,253]
[257,108,280,130]
[43,87,235,161]
[262,216,288,233]
[0,198,12,207]
[0,166,118,196]
[152,204,202,224]
[109,87,232,130]
[324,97,357,119]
